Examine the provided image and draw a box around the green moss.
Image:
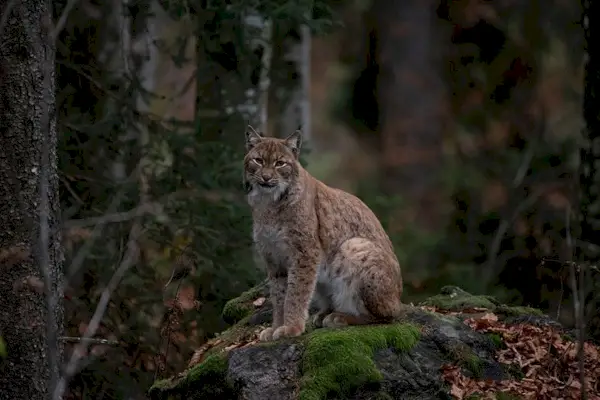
[148,353,232,399]
[0,336,6,358]
[495,305,543,317]
[221,282,266,324]
[421,286,497,311]
[501,363,525,380]
[486,333,505,349]
[461,352,484,378]
[421,286,545,319]
[448,343,484,378]
[184,353,228,383]
[299,323,421,400]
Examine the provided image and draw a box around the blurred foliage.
[332,0,592,331]
[53,0,326,398]
[46,0,599,398]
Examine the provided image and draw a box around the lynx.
[243,125,403,342]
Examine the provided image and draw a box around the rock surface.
[148,286,579,400]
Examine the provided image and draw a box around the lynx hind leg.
[361,269,403,323]
[324,237,403,328]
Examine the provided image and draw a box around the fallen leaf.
[253,297,266,307]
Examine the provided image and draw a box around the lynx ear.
[245,125,263,151]
[284,130,302,157]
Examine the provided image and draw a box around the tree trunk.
[271,22,311,140]
[373,0,448,232]
[580,0,600,260]
[579,0,600,341]
[0,0,64,398]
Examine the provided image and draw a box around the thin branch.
[51,0,80,41]
[483,185,562,283]
[565,208,588,400]
[63,202,164,229]
[64,170,133,283]
[59,336,119,346]
[53,220,144,400]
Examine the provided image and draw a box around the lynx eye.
[252,158,264,166]
[274,160,287,168]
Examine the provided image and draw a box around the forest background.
[0,0,596,399]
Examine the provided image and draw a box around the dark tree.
[0,0,64,398]
[372,0,447,232]
[579,0,600,341]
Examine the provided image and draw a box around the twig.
[65,170,132,283]
[155,278,184,381]
[63,202,164,228]
[512,146,533,188]
[484,186,558,283]
[59,175,85,206]
[53,220,144,400]
[59,336,119,346]
[51,0,80,41]
[565,208,587,400]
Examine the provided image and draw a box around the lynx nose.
[262,174,272,182]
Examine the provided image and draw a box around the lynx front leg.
[259,271,287,342]
[272,253,320,340]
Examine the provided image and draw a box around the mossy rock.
[420,286,544,319]
[221,280,269,325]
[299,323,421,400]
[149,322,421,400]
[150,286,554,400]
[149,353,234,399]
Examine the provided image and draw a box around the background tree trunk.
[579,0,600,340]
[0,0,64,398]
[373,0,448,232]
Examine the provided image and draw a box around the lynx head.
[243,125,302,202]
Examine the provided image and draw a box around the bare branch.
[565,208,588,400]
[483,184,563,283]
[59,336,119,346]
[63,202,165,229]
[53,220,144,400]
[51,0,80,41]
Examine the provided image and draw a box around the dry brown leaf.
[252,297,266,307]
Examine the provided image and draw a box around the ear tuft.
[284,130,302,157]
[245,125,263,151]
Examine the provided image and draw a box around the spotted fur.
[243,126,404,341]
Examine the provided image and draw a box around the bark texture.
[0,0,63,398]
[579,0,600,340]
[580,0,600,259]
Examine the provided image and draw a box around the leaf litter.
[427,305,600,400]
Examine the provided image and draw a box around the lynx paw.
[311,311,330,328]
[258,327,276,342]
[271,324,304,340]
[322,312,351,328]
